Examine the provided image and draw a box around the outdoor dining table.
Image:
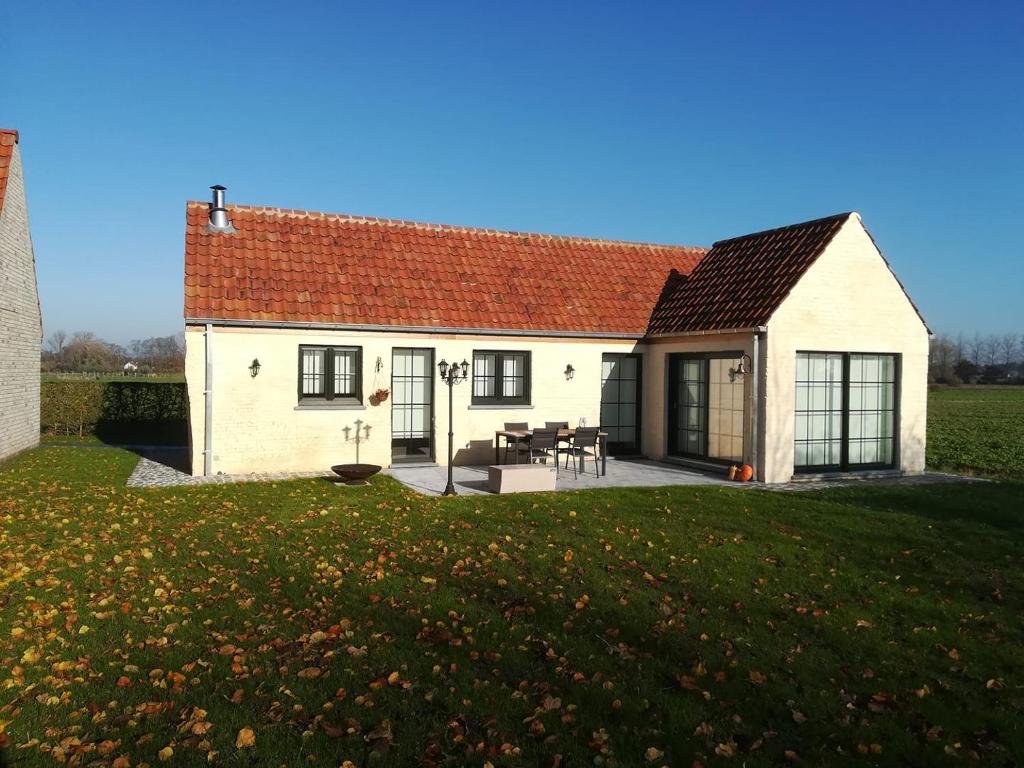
[494,428,608,476]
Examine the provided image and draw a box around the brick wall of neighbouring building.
[0,138,42,461]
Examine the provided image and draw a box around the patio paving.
[385,458,736,496]
[386,461,985,497]
[114,445,984,493]
[125,447,327,487]
[764,470,988,492]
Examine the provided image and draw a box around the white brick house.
[183,188,929,483]
[0,129,42,461]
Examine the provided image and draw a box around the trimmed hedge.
[41,380,188,445]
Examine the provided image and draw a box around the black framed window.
[848,354,897,466]
[600,353,642,455]
[794,351,899,472]
[472,351,530,405]
[794,353,844,469]
[667,351,746,464]
[675,357,707,457]
[299,345,362,403]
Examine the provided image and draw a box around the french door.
[391,348,434,463]
[600,353,642,455]
[667,353,745,463]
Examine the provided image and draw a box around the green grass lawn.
[1,445,1022,767]
[927,386,1024,478]
[38,434,107,445]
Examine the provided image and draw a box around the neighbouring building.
[0,129,42,461]
[183,187,929,483]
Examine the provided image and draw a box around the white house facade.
[0,129,42,462]
[183,189,928,483]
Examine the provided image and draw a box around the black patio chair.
[529,428,560,470]
[504,422,531,464]
[545,422,570,448]
[563,427,600,479]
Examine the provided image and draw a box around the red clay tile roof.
[0,129,19,216]
[184,202,707,336]
[647,213,852,335]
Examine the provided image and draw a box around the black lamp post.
[438,357,470,496]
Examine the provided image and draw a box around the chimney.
[207,184,237,234]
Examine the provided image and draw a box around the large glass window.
[794,353,844,468]
[472,351,530,405]
[794,352,898,471]
[848,354,896,466]
[299,345,362,403]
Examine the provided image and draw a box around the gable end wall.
[0,143,42,460]
[762,215,929,482]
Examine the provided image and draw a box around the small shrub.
[40,380,104,436]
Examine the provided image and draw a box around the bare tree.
[125,334,186,373]
[997,333,1017,366]
[929,335,960,382]
[46,330,68,354]
[982,334,1000,367]
[968,333,985,365]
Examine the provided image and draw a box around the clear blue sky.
[2,1,1021,345]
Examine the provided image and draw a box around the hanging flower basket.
[372,388,390,403]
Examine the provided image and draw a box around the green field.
[927,386,1024,478]
[1,441,1022,767]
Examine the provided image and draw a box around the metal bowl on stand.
[330,464,381,486]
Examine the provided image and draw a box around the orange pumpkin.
[738,464,754,482]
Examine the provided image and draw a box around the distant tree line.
[929,332,1023,385]
[41,330,185,375]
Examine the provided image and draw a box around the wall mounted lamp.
[564,363,575,380]
[249,358,261,377]
[732,353,751,380]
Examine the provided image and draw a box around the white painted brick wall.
[0,142,42,460]
[764,215,929,482]
[185,327,640,475]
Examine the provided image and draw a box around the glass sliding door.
[669,356,707,458]
[793,352,899,472]
[794,353,844,469]
[391,348,434,463]
[600,353,642,455]
[668,353,746,463]
[848,354,897,467]
[707,358,745,462]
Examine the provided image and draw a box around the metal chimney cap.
[207,184,236,234]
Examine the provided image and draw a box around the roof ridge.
[185,200,707,253]
[0,128,19,142]
[710,212,854,247]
